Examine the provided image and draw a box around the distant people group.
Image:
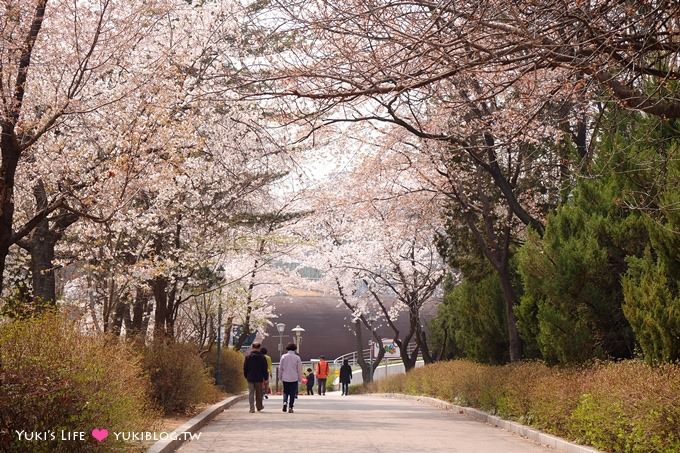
[243,343,355,414]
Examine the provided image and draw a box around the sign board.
[229,325,242,347]
[374,339,400,358]
[239,333,257,351]
[230,325,256,351]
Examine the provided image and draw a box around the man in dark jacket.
[243,342,268,413]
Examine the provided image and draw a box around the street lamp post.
[291,325,305,355]
[368,340,373,383]
[275,322,286,393]
[276,322,286,357]
[215,302,223,387]
[214,265,225,388]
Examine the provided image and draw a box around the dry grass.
[0,314,237,452]
[0,314,158,452]
[374,359,680,453]
[143,342,223,415]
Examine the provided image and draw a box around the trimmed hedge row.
[373,360,680,453]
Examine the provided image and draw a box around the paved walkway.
[179,392,552,453]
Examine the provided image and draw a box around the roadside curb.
[148,393,247,453]
[376,393,601,453]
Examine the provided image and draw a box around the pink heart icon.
[91,428,109,442]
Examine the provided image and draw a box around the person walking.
[261,347,273,399]
[243,342,268,413]
[279,343,303,413]
[305,368,315,395]
[315,355,330,395]
[339,359,352,395]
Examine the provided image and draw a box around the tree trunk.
[411,306,434,364]
[233,305,253,351]
[354,320,371,383]
[223,316,234,348]
[0,1,50,294]
[88,279,101,332]
[123,303,132,334]
[396,337,417,372]
[436,325,450,361]
[166,283,178,340]
[25,182,78,303]
[102,278,117,333]
[30,232,56,303]
[498,264,522,362]
[140,305,152,343]
[416,326,434,364]
[0,127,21,295]
[111,299,128,337]
[372,343,386,378]
[455,182,522,362]
[29,180,55,302]
[127,287,151,346]
[233,250,262,351]
[152,277,168,341]
[151,275,181,342]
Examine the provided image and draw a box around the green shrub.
[143,341,219,415]
[569,362,680,453]
[0,282,54,320]
[374,359,680,453]
[0,314,156,452]
[203,348,246,394]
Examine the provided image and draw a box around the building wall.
[262,294,438,362]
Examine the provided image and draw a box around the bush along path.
[0,314,247,452]
[370,360,680,453]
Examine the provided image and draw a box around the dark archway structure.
[263,294,438,362]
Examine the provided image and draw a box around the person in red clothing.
[315,355,330,395]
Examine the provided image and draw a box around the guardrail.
[332,342,420,367]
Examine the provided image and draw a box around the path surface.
[179,393,552,453]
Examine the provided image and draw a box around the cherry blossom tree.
[0,0,181,294]
[0,1,296,338]
[291,145,448,371]
[248,0,680,252]
[244,0,617,361]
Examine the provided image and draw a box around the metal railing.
[332,342,420,367]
